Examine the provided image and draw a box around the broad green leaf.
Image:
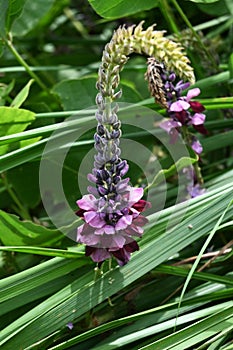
[53,77,97,110]
[0,106,35,155]
[5,0,26,33]
[197,0,229,15]
[88,0,159,19]
[10,79,34,108]
[0,210,64,246]
[12,0,54,36]
[53,78,142,111]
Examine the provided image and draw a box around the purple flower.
[170,100,190,112]
[66,322,74,330]
[191,138,203,155]
[187,183,206,198]
[159,71,207,155]
[76,187,151,266]
[160,120,181,144]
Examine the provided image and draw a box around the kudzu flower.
[183,166,206,198]
[76,22,195,265]
[76,188,150,266]
[146,58,207,155]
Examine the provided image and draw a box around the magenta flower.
[191,138,203,155]
[159,75,207,155]
[76,186,151,266]
[160,120,181,144]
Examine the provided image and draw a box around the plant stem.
[170,0,219,70]
[181,126,204,185]
[6,38,51,95]
[159,0,179,34]
[1,173,31,220]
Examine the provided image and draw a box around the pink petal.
[77,194,97,210]
[191,113,206,125]
[191,139,203,155]
[128,187,144,206]
[76,224,85,240]
[116,215,133,230]
[110,235,126,249]
[84,211,105,228]
[82,233,100,245]
[187,88,200,101]
[104,225,115,234]
[160,120,182,133]
[91,248,111,262]
[170,100,190,112]
[95,228,104,235]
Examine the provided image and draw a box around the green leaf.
[88,0,159,19]
[53,77,142,110]
[53,77,97,110]
[7,0,28,32]
[186,0,219,3]
[229,53,233,81]
[0,186,232,349]
[0,106,35,155]
[0,210,64,246]
[10,79,34,108]
[7,162,41,208]
[0,256,90,316]
[0,1,8,37]
[202,130,233,153]
[0,246,85,258]
[197,0,229,15]
[225,0,233,14]
[12,0,55,36]
[139,304,233,350]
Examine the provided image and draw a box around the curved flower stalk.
[76,22,195,266]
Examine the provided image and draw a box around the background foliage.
[0,0,233,349]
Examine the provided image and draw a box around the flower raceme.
[76,186,151,266]
[145,58,207,156]
[160,87,207,155]
[75,23,196,266]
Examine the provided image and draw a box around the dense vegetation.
[0,0,233,349]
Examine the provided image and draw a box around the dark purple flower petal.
[132,199,152,212]
[193,124,208,135]
[189,101,205,113]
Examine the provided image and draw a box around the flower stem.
[181,126,204,185]
[1,173,31,220]
[6,38,51,96]
[159,0,179,34]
